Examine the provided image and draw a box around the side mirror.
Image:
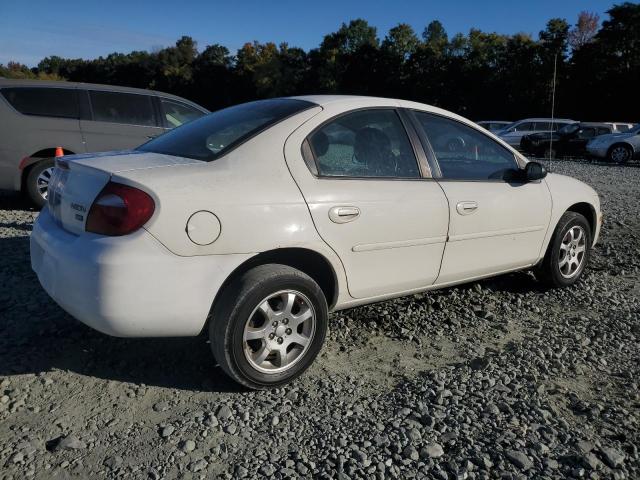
[525,161,547,181]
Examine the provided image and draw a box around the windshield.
[500,121,518,132]
[627,124,640,134]
[559,123,580,135]
[138,98,315,161]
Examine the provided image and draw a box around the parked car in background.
[586,123,640,163]
[476,120,511,132]
[605,122,636,132]
[31,95,602,389]
[0,79,209,206]
[520,122,615,158]
[496,118,575,148]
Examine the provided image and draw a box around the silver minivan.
[0,79,209,206]
[496,118,576,148]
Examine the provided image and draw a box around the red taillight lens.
[86,182,155,236]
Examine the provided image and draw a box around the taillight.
[86,182,155,236]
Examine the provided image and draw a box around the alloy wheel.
[243,290,316,374]
[558,226,586,279]
[36,167,55,200]
[610,146,630,163]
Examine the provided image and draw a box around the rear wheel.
[607,144,632,164]
[25,159,54,208]
[536,211,591,287]
[209,264,328,389]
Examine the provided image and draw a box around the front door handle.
[456,201,478,215]
[329,206,360,223]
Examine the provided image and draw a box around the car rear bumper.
[31,208,252,337]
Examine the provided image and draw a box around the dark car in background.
[0,79,208,206]
[520,122,618,158]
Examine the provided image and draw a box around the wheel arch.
[20,147,76,192]
[566,202,597,242]
[203,247,339,334]
[607,141,634,156]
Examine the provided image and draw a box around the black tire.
[546,147,557,159]
[607,144,632,164]
[209,264,328,389]
[25,159,54,208]
[536,211,591,288]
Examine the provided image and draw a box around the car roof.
[0,78,208,111]
[579,122,615,127]
[512,118,575,122]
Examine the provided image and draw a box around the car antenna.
[548,51,558,171]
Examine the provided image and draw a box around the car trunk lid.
[47,150,200,235]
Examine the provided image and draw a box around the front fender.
[539,173,601,258]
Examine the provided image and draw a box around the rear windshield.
[137,98,315,161]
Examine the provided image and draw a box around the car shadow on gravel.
[0,192,36,212]
[0,232,245,394]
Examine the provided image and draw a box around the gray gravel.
[0,159,638,479]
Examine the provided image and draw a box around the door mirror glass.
[525,161,547,181]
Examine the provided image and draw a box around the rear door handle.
[329,206,360,223]
[456,201,478,215]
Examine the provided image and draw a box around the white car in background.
[31,96,602,389]
[586,123,640,163]
[497,118,575,147]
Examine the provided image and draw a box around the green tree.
[382,23,419,59]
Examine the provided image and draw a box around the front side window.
[307,109,420,178]
[413,111,519,181]
[161,98,205,128]
[89,91,156,126]
[1,87,79,118]
[139,98,314,161]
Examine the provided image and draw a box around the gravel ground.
[0,160,638,480]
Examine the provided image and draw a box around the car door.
[409,110,552,284]
[284,104,449,299]
[80,89,164,152]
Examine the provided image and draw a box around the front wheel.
[209,264,328,389]
[536,211,591,288]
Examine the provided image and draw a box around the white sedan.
[31,96,602,389]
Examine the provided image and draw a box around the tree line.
[2,2,639,121]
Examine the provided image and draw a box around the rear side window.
[160,98,205,128]
[138,98,314,161]
[1,87,79,118]
[307,109,420,178]
[413,111,518,181]
[89,91,156,126]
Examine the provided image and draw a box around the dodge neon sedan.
[31,96,602,389]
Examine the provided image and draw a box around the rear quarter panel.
[0,97,86,190]
[116,107,346,286]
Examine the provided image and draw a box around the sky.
[0,0,618,67]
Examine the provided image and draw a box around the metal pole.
[549,51,558,170]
